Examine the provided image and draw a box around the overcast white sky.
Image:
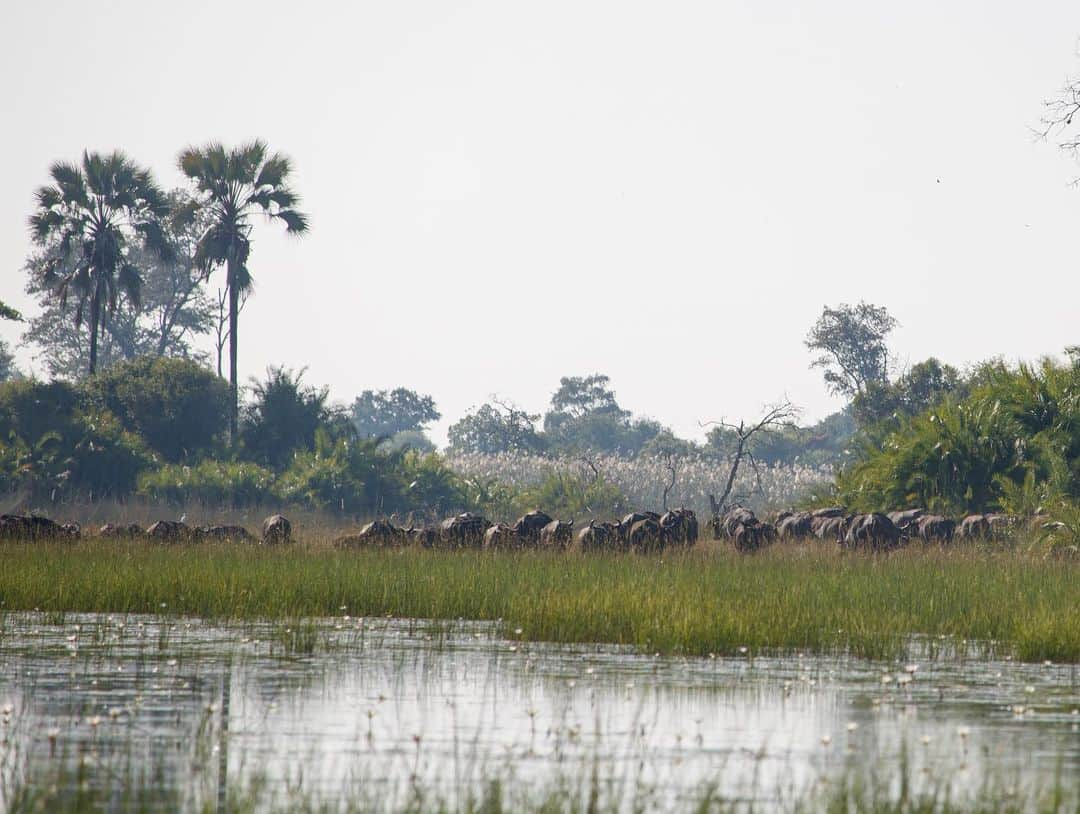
[3,1,1080,445]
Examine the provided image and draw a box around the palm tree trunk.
[88,287,101,376]
[228,257,239,444]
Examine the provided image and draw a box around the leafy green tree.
[834,356,1080,515]
[0,379,149,500]
[549,374,626,419]
[448,402,545,454]
[805,302,898,399]
[0,341,16,382]
[178,141,309,442]
[0,301,21,321]
[852,358,964,428]
[28,151,171,375]
[22,194,216,378]
[543,374,661,455]
[240,367,334,470]
[81,356,229,462]
[350,388,440,439]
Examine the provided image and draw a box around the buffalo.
[842,513,903,551]
[659,508,698,547]
[916,515,955,543]
[887,509,925,533]
[262,514,292,545]
[405,525,440,548]
[732,520,775,553]
[334,519,404,549]
[577,520,619,553]
[146,520,192,543]
[439,512,492,549]
[627,516,663,553]
[98,522,145,539]
[539,519,574,550]
[777,511,814,540]
[196,525,255,543]
[512,510,554,545]
[0,514,74,542]
[617,512,660,546]
[483,523,518,551]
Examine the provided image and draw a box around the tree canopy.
[805,302,897,399]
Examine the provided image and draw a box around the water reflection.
[0,613,1076,810]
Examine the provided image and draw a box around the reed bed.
[1,540,1076,663]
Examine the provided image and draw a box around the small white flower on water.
[47,727,60,740]
[585,668,594,675]
[514,628,523,636]
[881,675,893,685]
[897,674,912,686]
[108,708,121,720]
[88,716,101,728]
[820,735,831,746]
[1,704,12,715]
[508,645,517,652]
[904,664,918,674]
[921,735,932,746]
[1012,705,1026,715]
[957,726,970,738]
[1024,685,1035,694]
[1043,660,1052,667]
[846,722,858,733]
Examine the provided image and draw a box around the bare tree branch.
[700,399,800,515]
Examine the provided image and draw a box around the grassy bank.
[0,541,1077,662]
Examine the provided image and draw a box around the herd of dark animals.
[0,505,1018,553]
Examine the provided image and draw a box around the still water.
[0,612,1077,811]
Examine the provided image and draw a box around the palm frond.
[276,209,309,234]
[254,154,292,189]
[117,263,142,309]
[48,161,87,208]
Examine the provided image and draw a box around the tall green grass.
[1,542,1077,662]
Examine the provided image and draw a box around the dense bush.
[137,459,277,507]
[82,357,229,462]
[0,380,149,500]
[240,367,338,470]
[835,357,1080,515]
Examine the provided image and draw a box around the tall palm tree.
[177,141,308,443]
[29,151,170,375]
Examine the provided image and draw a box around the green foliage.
[28,150,171,375]
[0,339,18,382]
[240,367,334,470]
[136,459,276,507]
[806,301,897,399]
[22,191,216,380]
[277,435,405,515]
[705,409,855,468]
[516,472,626,520]
[835,356,1080,515]
[543,373,662,455]
[82,357,228,462]
[1,544,1076,662]
[350,388,440,438]
[177,141,309,440]
[0,379,149,499]
[448,402,546,455]
[852,357,965,429]
[0,300,21,321]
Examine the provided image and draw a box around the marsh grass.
[1,539,1077,663]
